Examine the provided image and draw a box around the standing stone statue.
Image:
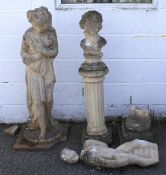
[79,11,112,144]
[20,6,63,145]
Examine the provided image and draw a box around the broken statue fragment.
[81,139,159,168]
[119,108,153,144]
[60,148,79,164]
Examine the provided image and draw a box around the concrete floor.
[0,122,165,175]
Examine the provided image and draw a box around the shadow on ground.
[0,122,165,175]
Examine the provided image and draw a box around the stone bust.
[20,6,60,142]
[79,11,106,58]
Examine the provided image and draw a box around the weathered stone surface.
[20,6,64,145]
[119,108,153,144]
[83,139,108,148]
[126,108,151,132]
[79,11,106,57]
[79,11,112,143]
[4,125,20,136]
[79,62,109,77]
[60,148,79,164]
[81,127,112,145]
[81,139,159,168]
[13,123,69,150]
[23,121,63,144]
[118,121,154,144]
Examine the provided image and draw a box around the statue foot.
[39,130,46,141]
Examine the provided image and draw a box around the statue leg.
[33,103,46,140]
[45,80,55,126]
[38,115,46,140]
[45,101,55,126]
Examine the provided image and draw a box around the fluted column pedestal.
[79,62,112,144]
[85,77,106,135]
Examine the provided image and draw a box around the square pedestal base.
[118,121,154,144]
[13,123,69,151]
[81,127,112,145]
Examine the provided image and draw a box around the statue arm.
[20,35,41,65]
[40,29,58,58]
[41,46,58,58]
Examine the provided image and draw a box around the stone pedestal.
[82,71,108,136]
[79,11,112,144]
[13,122,69,150]
[79,63,112,144]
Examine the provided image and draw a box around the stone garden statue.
[20,6,63,144]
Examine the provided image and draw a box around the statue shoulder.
[23,27,34,40]
[24,27,34,35]
[48,27,57,40]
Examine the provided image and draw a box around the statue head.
[27,6,52,33]
[80,11,102,36]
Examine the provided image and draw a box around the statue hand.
[30,38,44,53]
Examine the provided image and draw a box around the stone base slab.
[118,121,154,144]
[81,127,112,145]
[13,123,69,151]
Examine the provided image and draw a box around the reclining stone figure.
[81,139,159,168]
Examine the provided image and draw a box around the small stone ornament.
[4,125,20,136]
[60,148,79,164]
[118,108,153,144]
[79,11,112,144]
[126,108,151,132]
[18,6,66,149]
[81,139,159,168]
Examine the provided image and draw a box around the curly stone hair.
[79,11,102,31]
[27,6,52,26]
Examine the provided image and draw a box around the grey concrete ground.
[0,122,165,175]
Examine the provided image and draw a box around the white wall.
[0,0,166,123]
